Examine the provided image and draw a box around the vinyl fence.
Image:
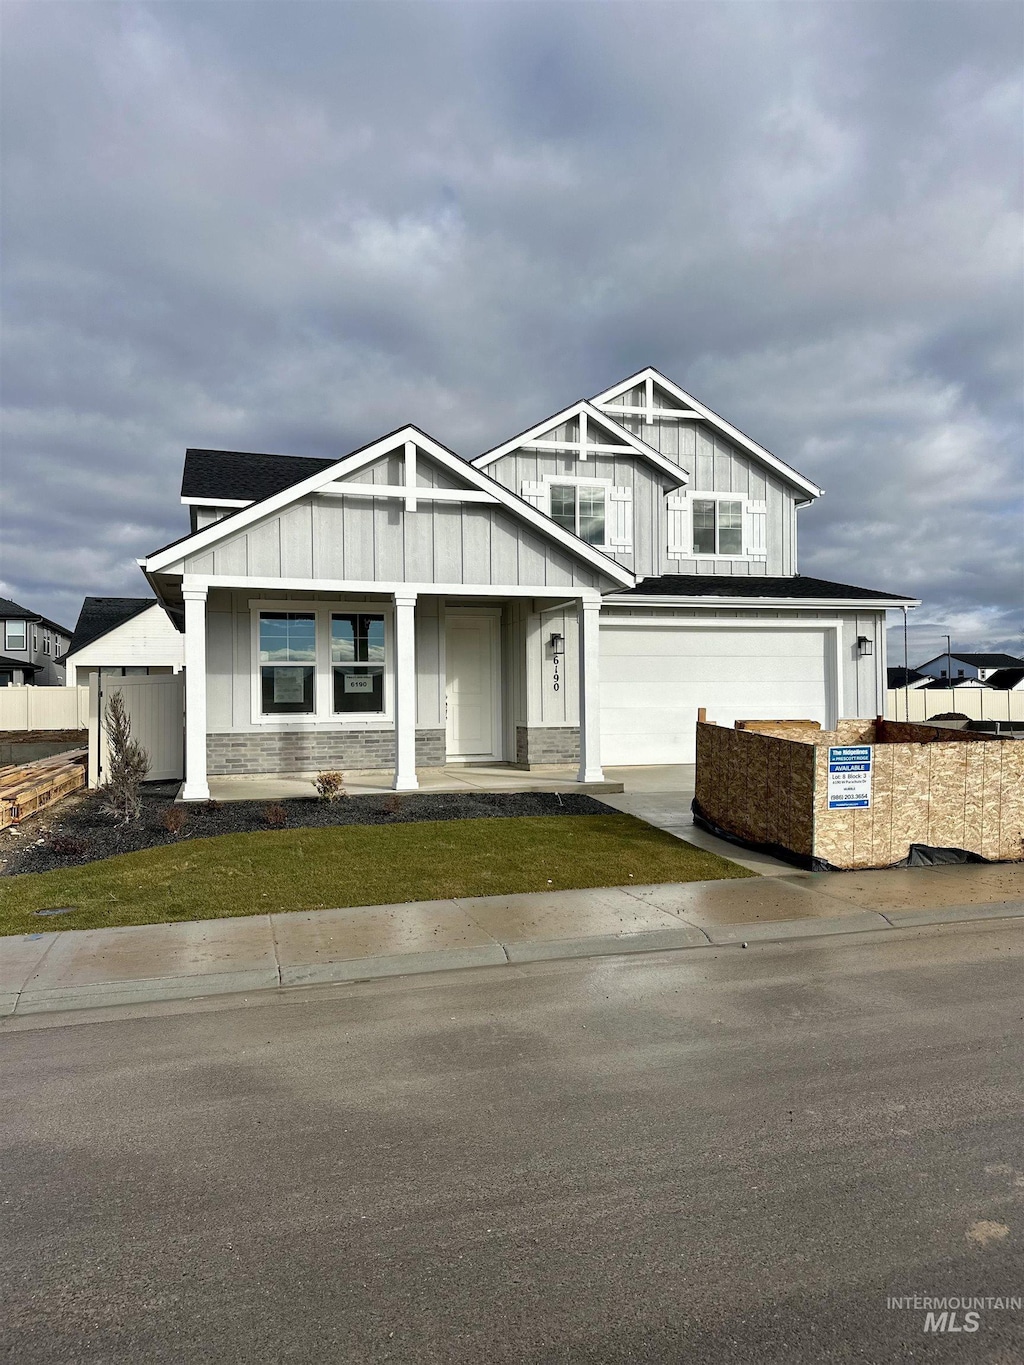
[0,686,90,731]
[886,689,1024,724]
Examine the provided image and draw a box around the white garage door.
[600,623,832,765]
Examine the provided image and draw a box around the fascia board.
[603,594,921,609]
[473,399,688,487]
[149,425,636,589]
[180,496,252,508]
[592,367,824,501]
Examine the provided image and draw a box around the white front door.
[446,613,501,760]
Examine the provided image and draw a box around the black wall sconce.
[549,632,564,656]
[857,635,873,657]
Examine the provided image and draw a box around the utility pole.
[945,633,952,685]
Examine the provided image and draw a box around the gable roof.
[591,367,823,502]
[145,424,636,588]
[64,597,163,658]
[0,596,71,635]
[887,666,928,688]
[985,667,1024,690]
[609,573,918,607]
[918,651,1024,670]
[181,448,336,505]
[471,399,689,486]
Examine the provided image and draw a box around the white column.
[182,584,210,801]
[393,590,419,791]
[577,597,604,783]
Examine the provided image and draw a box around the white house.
[134,366,917,799]
[62,598,184,686]
[915,651,1024,684]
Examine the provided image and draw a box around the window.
[692,499,743,556]
[258,612,316,715]
[0,672,12,688]
[43,631,51,656]
[332,614,385,713]
[549,482,606,545]
[4,621,26,651]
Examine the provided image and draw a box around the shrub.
[161,805,188,836]
[314,770,346,802]
[99,691,150,824]
[46,833,86,858]
[263,803,288,828]
[383,793,404,816]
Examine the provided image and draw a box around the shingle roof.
[614,574,914,602]
[985,667,1024,690]
[887,667,927,688]
[65,598,161,657]
[181,448,336,503]
[951,652,1024,668]
[0,655,40,673]
[0,596,71,634]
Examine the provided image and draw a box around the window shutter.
[667,494,691,558]
[608,486,633,549]
[521,480,546,509]
[743,499,767,558]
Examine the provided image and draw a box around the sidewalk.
[3,862,1021,1016]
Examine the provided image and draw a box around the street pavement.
[1,919,1021,1363]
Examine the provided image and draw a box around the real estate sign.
[827,745,872,810]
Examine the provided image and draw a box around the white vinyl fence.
[0,685,90,731]
[886,688,1024,723]
[89,673,184,786]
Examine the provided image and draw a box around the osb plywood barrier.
[695,720,1024,868]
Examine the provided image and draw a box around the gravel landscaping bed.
[1,784,616,877]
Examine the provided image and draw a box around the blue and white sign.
[827,745,872,810]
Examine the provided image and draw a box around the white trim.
[591,367,823,501]
[592,406,701,420]
[604,595,918,610]
[318,482,497,504]
[543,473,614,551]
[472,399,688,489]
[147,425,635,588]
[185,573,606,602]
[577,598,603,781]
[181,496,252,508]
[393,591,418,789]
[181,585,210,801]
[686,491,762,562]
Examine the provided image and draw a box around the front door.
[446,613,501,760]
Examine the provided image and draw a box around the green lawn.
[0,814,753,936]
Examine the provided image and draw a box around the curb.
[3,901,1020,1017]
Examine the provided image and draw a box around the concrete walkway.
[3,863,1021,1016]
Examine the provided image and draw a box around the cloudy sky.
[2,0,1021,664]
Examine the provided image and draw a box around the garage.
[599,619,836,765]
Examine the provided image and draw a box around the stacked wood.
[0,749,87,829]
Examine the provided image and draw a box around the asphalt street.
[1,920,1022,1363]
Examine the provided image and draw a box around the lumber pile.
[0,749,88,829]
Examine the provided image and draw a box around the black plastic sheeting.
[691,799,993,873]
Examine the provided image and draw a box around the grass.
[0,814,753,936]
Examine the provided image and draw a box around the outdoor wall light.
[857,636,873,657]
[549,632,564,656]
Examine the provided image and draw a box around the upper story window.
[42,631,51,655]
[548,480,607,546]
[331,614,386,714]
[4,621,26,652]
[258,612,316,715]
[693,499,743,556]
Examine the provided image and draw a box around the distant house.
[61,598,184,686]
[915,652,1024,684]
[886,666,929,689]
[0,596,72,686]
[985,667,1024,691]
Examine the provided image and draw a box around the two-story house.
[0,597,71,687]
[915,651,1024,685]
[137,366,917,799]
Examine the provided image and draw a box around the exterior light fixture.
[857,636,873,657]
[549,632,564,656]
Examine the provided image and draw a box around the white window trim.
[687,491,761,562]
[248,600,395,729]
[543,474,613,550]
[4,621,27,651]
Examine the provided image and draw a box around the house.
[0,596,71,687]
[61,598,184,686]
[886,666,929,689]
[915,651,1024,684]
[984,667,1024,691]
[136,366,918,799]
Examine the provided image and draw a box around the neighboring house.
[133,366,918,798]
[0,596,71,686]
[915,651,1024,684]
[61,598,184,686]
[984,667,1024,691]
[886,667,929,689]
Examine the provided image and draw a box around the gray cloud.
[1,0,1021,664]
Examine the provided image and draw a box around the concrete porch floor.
[203,764,626,802]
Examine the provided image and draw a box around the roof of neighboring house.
[922,677,983,689]
[64,597,163,658]
[0,655,41,672]
[0,596,71,635]
[612,574,915,603]
[181,448,337,503]
[887,667,928,688]
[918,651,1024,670]
[985,667,1024,690]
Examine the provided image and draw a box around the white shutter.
[521,480,546,509]
[608,486,633,549]
[667,494,691,558]
[743,499,767,559]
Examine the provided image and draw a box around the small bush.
[314,771,346,802]
[263,803,288,828]
[382,793,404,816]
[46,833,86,858]
[204,799,223,813]
[161,805,188,836]
[99,691,150,824]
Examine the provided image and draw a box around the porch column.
[181,583,210,801]
[577,596,604,783]
[393,590,419,791]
